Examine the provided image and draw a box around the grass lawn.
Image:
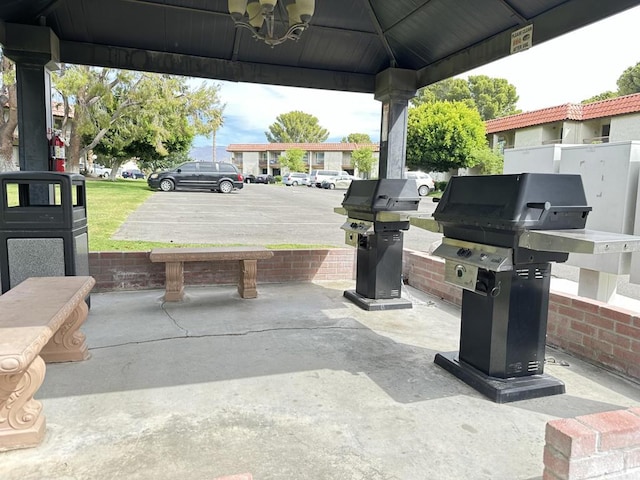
[85,179,330,251]
[85,178,164,251]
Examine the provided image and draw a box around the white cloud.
[212,82,380,146]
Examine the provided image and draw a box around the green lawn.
[5,177,338,251]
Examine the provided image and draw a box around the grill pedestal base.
[434,351,565,403]
[343,290,412,311]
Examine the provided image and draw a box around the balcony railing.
[582,136,610,144]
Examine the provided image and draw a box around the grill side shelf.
[518,229,640,254]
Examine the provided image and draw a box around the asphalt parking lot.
[113,182,443,249]
[114,182,640,302]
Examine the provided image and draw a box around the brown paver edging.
[401,248,640,383]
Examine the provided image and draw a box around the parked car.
[308,169,350,188]
[283,172,309,186]
[147,161,244,193]
[92,165,111,178]
[255,174,275,184]
[405,171,435,196]
[321,174,356,190]
[244,174,256,183]
[122,169,145,179]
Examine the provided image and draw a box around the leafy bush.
[435,181,448,192]
[274,175,282,183]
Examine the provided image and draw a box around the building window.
[315,152,324,167]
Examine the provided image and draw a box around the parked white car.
[93,165,111,178]
[321,174,356,190]
[405,171,435,196]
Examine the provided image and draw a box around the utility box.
[559,141,640,275]
[632,167,640,285]
[503,144,570,174]
[0,172,89,293]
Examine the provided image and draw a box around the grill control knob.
[455,264,466,278]
[480,253,488,261]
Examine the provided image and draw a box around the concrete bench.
[0,276,95,451]
[149,247,274,301]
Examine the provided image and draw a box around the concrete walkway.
[2,281,639,479]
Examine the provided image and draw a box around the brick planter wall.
[89,248,356,292]
[543,408,640,479]
[401,249,640,383]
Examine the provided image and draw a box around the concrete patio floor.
[2,281,640,480]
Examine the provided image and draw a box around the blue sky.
[194,4,640,149]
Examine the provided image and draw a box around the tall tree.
[468,75,519,120]
[341,133,372,144]
[0,51,18,172]
[187,81,225,162]
[53,65,139,172]
[53,67,224,173]
[351,147,374,178]
[617,61,640,96]
[279,148,306,172]
[412,78,474,108]
[89,74,195,178]
[406,101,487,172]
[411,75,519,120]
[265,111,329,143]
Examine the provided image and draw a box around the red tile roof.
[227,142,379,152]
[485,93,640,134]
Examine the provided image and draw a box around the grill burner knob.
[457,248,473,258]
[455,264,466,278]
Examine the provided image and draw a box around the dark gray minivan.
[147,161,244,193]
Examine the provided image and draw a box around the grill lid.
[342,179,420,215]
[433,173,591,232]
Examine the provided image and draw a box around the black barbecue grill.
[340,179,420,310]
[432,173,593,402]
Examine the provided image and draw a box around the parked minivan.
[283,172,309,186]
[147,161,244,193]
[308,170,350,187]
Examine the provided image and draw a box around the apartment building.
[226,142,380,177]
[486,92,640,151]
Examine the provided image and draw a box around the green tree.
[617,61,640,96]
[188,81,225,161]
[87,73,195,178]
[468,75,519,120]
[279,148,306,172]
[406,101,487,172]
[53,66,224,173]
[412,75,519,120]
[582,91,619,103]
[265,111,329,143]
[0,50,17,171]
[471,146,503,174]
[351,147,374,178]
[341,133,372,144]
[412,78,473,108]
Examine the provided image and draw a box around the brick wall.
[89,248,356,292]
[543,408,640,479]
[401,249,640,383]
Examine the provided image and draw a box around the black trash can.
[0,172,89,293]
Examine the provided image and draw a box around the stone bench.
[149,247,274,301]
[0,276,95,451]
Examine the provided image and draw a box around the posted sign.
[510,24,533,54]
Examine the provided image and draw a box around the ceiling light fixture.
[228,0,315,47]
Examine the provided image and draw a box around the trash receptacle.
[0,172,89,293]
